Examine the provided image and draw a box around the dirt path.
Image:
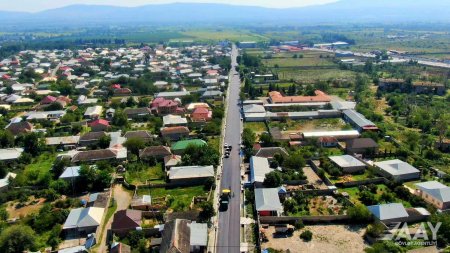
[97,184,132,253]
[262,225,367,253]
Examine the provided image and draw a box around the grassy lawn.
[268,118,349,132]
[207,136,221,153]
[274,68,356,83]
[125,163,166,185]
[137,185,207,212]
[181,29,267,41]
[15,153,56,186]
[244,122,267,132]
[263,52,336,68]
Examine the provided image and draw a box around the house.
[435,139,450,153]
[150,97,184,115]
[374,159,420,182]
[161,126,190,141]
[5,121,33,135]
[0,172,17,191]
[156,91,191,99]
[268,90,331,104]
[164,155,182,170]
[79,131,107,147]
[367,203,409,224]
[171,139,207,155]
[123,107,151,120]
[63,207,105,234]
[163,114,188,127]
[255,188,283,216]
[329,155,366,174]
[59,166,81,181]
[160,219,207,253]
[168,165,215,185]
[415,181,450,210]
[185,102,210,112]
[342,109,378,132]
[113,88,132,96]
[111,209,142,237]
[139,146,172,161]
[40,95,57,105]
[190,107,212,122]
[124,130,153,142]
[46,136,80,150]
[302,130,360,140]
[0,148,24,162]
[250,156,273,184]
[346,138,379,155]
[318,137,338,147]
[88,119,110,132]
[84,106,103,119]
[130,195,152,211]
[110,242,131,253]
[154,81,170,89]
[413,81,446,96]
[201,90,223,99]
[254,147,289,160]
[71,149,119,164]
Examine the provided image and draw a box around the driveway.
[97,184,132,253]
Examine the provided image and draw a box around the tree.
[124,137,146,157]
[430,213,450,247]
[199,201,215,222]
[0,225,37,253]
[112,110,129,128]
[98,134,112,149]
[300,230,313,241]
[259,133,274,147]
[20,132,42,156]
[263,171,282,187]
[283,152,306,170]
[0,131,14,148]
[348,203,372,222]
[365,241,404,253]
[182,144,220,167]
[52,157,71,179]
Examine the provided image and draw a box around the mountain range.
[1,0,449,27]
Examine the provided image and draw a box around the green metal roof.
[171,139,207,150]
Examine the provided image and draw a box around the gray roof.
[243,104,266,114]
[58,246,87,253]
[374,159,419,176]
[59,166,81,179]
[250,156,273,183]
[63,207,105,229]
[156,91,190,98]
[329,155,366,168]
[255,188,282,212]
[415,181,450,203]
[0,148,23,161]
[367,203,409,221]
[188,222,208,246]
[169,165,215,180]
[255,147,289,158]
[343,109,376,128]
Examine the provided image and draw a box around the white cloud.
[0,0,338,12]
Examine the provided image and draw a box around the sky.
[0,0,338,12]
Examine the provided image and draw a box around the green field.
[125,163,166,185]
[137,185,207,211]
[15,153,56,186]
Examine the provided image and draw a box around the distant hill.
[1,1,450,27]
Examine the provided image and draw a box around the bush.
[300,230,313,241]
[294,220,305,230]
[348,203,372,223]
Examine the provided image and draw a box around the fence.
[260,215,350,225]
[335,177,388,188]
[308,160,334,186]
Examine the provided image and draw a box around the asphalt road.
[216,44,242,253]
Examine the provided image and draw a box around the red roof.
[193,107,210,114]
[2,74,11,79]
[111,84,121,89]
[89,119,110,126]
[41,95,57,104]
[269,90,331,104]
